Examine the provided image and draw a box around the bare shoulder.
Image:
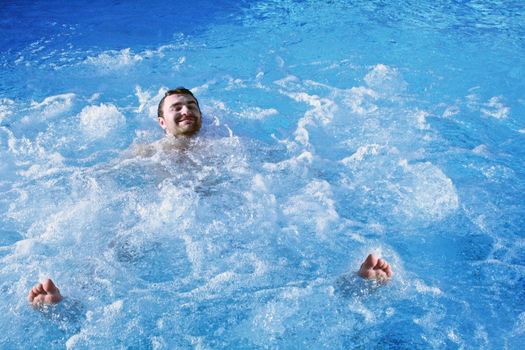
[130,142,157,158]
[131,136,192,157]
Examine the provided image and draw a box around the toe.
[385,264,393,277]
[376,258,386,269]
[30,283,44,299]
[31,294,46,306]
[362,254,378,269]
[28,280,63,305]
[42,279,59,295]
[358,254,379,278]
[44,293,62,304]
[34,283,44,293]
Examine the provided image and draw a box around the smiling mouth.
[177,116,195,125]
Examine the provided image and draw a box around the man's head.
[157,87,202,137]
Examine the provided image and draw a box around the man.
[28,88,393,306]
[131,87,203,156]
[157,87,202,137]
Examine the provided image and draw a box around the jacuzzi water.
[1,0,524,348]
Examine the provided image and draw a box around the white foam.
[294,117,311,146]
[7,134,47,159]
[263,151,313,173]
[281,90,337,148]
[87,93,101,102]
[276,56,285,68]
[480,96,509,119]
[240,107,278,120]
[0,98,14,122]
[285,91,323,108]
[13,239,41,256]
[474,325,489,346]
[28,93,75,121]
[398,161,459,220]
[414,279,442,295]
[513,312,525,336]
[142,44,178,58]
[134,86,152,114]
[414,310,445,329]
[84,48,143,69]
[466,93,480,110]
[151,337,167,350]
[147,182,198,228]
[348,301,375,322]
[413,110,430,130]
[242,174,278,231]
[447,329,461,344]
[104,299,123,315]
[252,173,267,192]
[17,152,65,178]
[247,284,318,345]
[442,105,460,118]
[14,55,25,65]
[251,300,289,339]
[282,180,339,237]
[340,86,378,115]
[134,86,169,119]
[364,64,407,95]
[38,198,98,241]
[472,144,490,156]
[480,164,514,181]
[341,144,398,164]
[343,150,459,222]
[274,75,301,90]
[201,271,237,292]
[79,103,126,138]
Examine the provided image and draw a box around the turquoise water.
[1,0,524,348]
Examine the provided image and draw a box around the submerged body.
[29,254,393,306]
[2,1,522,347]
[27,89,393,307]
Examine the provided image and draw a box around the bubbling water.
[1,0,525,348]
[0,61,518,348]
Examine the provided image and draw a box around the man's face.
[158,93,202,137]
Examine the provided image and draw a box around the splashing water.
[1,0,524,348]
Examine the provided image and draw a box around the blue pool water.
[1,0,524,348]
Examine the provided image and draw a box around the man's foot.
[28,279,63,306]
[358,254,393,281]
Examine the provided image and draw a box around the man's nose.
[180,105,190,115]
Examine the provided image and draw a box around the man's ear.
[158,117,166,129]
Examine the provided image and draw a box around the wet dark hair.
[157,87,200,119]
